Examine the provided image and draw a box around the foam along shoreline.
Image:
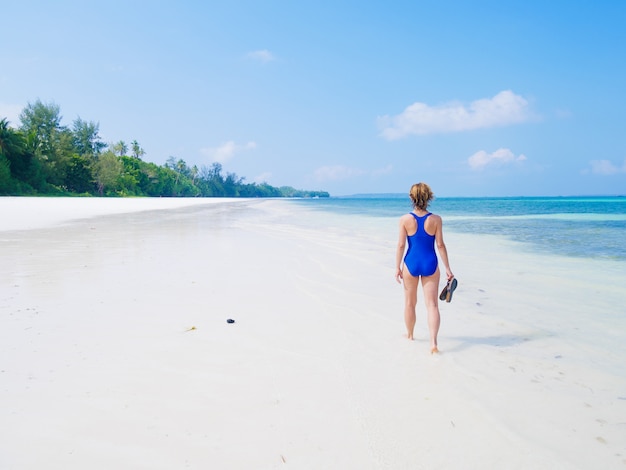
[1,198,625,469]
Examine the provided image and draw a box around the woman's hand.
[446,270,455,281]
[395,268,403,284]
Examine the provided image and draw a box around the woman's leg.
[402,268,418,340]
[422,268,441,352]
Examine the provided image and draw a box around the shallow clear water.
[289,196,626,261]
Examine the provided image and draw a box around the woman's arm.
[434,215,454,281]
[395,217,408,283]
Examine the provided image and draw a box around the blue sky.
[2,1,625,196]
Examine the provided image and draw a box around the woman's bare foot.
[430,346,439,354]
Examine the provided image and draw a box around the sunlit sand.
[1,197,625,469]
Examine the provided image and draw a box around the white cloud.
[468,148,527,170]
[0,103,23,127]
[313,164,392,182]
[378,90,533,140]
[200,140,257,163]
[314,165,364,181]
[588,159,626,175]
[253,171,272,183]
[246,49,276,63]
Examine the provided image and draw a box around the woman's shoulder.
[427,212,443,223]
[399,212,415,225]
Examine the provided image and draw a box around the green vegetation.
[0,100,329,198]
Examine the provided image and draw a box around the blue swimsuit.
[404,212,438,277]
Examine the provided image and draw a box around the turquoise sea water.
[289,196,626,261]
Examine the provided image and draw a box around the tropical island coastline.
[0,100,329,198]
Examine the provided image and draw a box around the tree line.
[0,100,329,198]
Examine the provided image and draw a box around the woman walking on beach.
[395,182,454,353]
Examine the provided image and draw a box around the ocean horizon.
[289,195,626,262]
[338,193,626,199]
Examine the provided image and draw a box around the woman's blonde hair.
[409,182,434,210]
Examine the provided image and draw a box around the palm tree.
[131,140,145,159]
[0,118,28,170]
[113,140,128,157]
[0,118,15,155]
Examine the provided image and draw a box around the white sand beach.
[1,197,625,469]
